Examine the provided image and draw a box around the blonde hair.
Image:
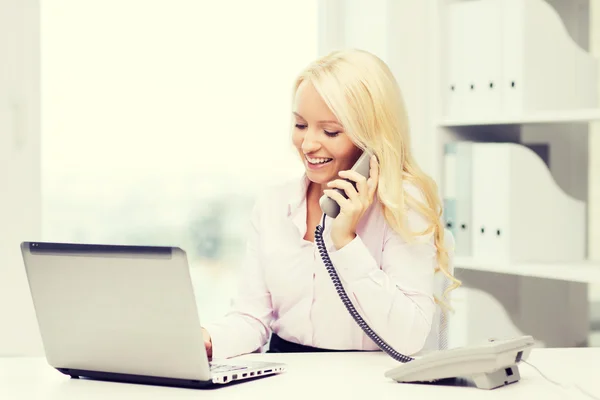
[293,49,461,309]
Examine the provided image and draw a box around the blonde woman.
[202,49,459,360]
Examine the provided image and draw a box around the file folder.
[470,143,585,263]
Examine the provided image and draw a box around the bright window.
[41,1,317,322]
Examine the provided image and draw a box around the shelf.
[439,108,600,127]
[454,257,600,284]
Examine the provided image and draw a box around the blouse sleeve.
[327,188,436,355]
[202,197,274,359]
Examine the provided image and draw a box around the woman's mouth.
[305,155,333,170]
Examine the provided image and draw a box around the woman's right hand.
[202,327,213,359]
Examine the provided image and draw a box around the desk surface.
[1,348,598,400]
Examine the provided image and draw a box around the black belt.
[267,333,360,353]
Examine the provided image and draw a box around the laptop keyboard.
[209,363,248,374]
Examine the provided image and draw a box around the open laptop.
[20,241,286,388]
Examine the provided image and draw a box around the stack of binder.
[444,0,598,120]
[443,142,586,263]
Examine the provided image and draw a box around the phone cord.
[314,214,414,363]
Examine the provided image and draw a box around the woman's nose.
[301,129,320,153]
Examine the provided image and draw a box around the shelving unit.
[438,0,598,349]
[440,0,597,267]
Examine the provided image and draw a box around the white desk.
[1,349,598,400]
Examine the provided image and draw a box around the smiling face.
[292,80,363,187]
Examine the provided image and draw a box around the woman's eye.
[295,124,307,130]
[324,130,340,137]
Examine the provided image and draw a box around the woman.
[202,49,459,360]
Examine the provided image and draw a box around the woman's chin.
[305,173,331,185]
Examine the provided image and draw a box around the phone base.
[395,365,522,390]
[470,364,521,390]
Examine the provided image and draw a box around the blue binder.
[443,142,473,257]
[455,142,473,257]
[443,143,457,243]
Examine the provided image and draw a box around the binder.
[445,3,470,118]
[470,0,503,117]
[508,0,597,113]
[470,143,585,263]
[443,142,474,257]
[454,143,473,257]
[500,0,524,116]
[443,143,457,241]
[471,144,510,262]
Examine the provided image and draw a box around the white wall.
[317,0,438,181]
[0,0,44,356]
[40,0,317,328]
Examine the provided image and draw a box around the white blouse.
[204,174,438,360]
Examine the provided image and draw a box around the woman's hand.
[324,154,379,249]
[202,327,213,359]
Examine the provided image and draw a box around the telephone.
[315,150,536,389]
[384,336,535,389]
[316,148,414,363]
[319,150,372,219]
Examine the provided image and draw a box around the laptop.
[20,241,286,388]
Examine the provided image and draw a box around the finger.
[323,189,353,211]
[338,170,368,198]
[367,155,379,198]
[327,179,360,202]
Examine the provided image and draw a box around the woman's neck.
[306,181,326,206]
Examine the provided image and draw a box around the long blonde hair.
[293,49,461,308]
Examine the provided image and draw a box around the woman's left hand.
[324,154,379,249]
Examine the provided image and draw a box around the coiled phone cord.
[314,214,414,363]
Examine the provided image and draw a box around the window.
[41,1,317,322]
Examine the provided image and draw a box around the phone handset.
[315,150,414,363]
[319,151,373,219]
